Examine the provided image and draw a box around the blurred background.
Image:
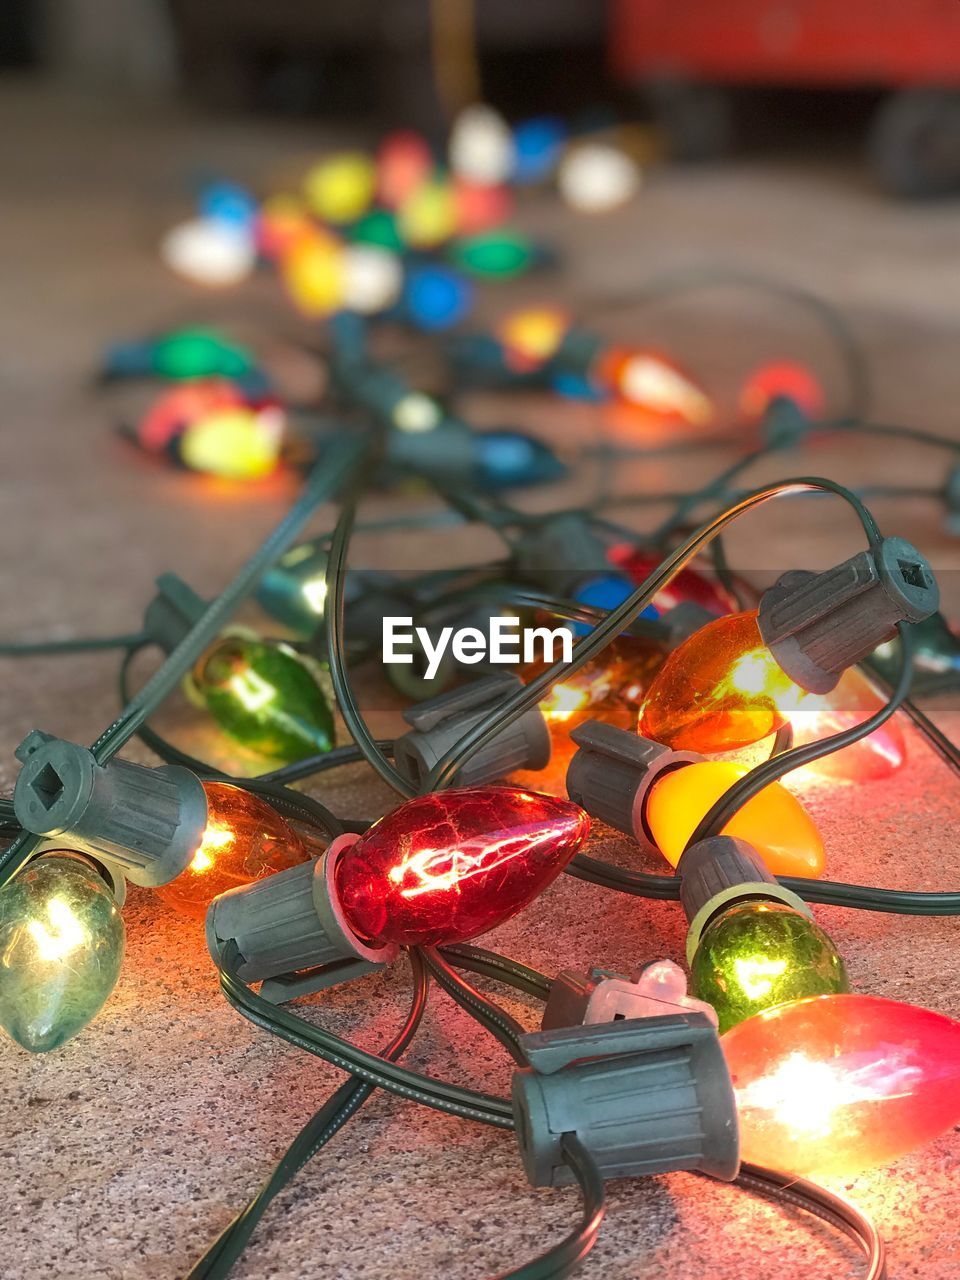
[3,0,959,195]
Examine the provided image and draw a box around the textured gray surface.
[3,83,960,1280]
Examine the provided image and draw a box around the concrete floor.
[3,81,960,1280]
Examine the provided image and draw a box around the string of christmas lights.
[7,116,960,1280]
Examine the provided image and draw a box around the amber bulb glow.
[334,786,589,947]
[645,761,824,877]
[594,347,712,426]
[638,609,805,753]
[724,994,960,1178]
[156,782,311,919]
[786,666,906,783]
[531,636,662,732]
[497,306,570,373]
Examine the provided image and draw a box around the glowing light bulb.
[192,636,335,763]
[512,116,567,184]
[639,609,805,753]
[280,231,345,317]
[141,329,256,381]
[157,782,310,918]
[341,245,403,314]
[377,130,434,209]
[398,180,458,249]
[557,143,640,214]
[0,854,124,1053]
[451,230,536,279]
[303,152,377,224]
[786,667,906,783]
[349,208,404,253]
[607,546,735,617]
[334,786,588,947]
[454,179,512,235]
[256,542,328,635]
[178,404,285,481]
[497,306,571,372]
[160,218,256,287]
[198,180,258,232]
[690,903,846,1033]
[449,104,515,186]
[472,430,566,489]
[393,392,442,433]
[723,994,960,1177]
[740,361,825,425]
[645,760,824,877]
[533,636,662,732]
[136,379,247,453]
[403,265,474,331]
[595,348,712,426]
[256,193,314,260]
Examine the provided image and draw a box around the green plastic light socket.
[393,674,550,789]
[758,537,939,695]
[566,721,701,855]
[205,834,397,1000]
[512,1014,739,1188]
[13,731,207,888]
[677,835,811,965]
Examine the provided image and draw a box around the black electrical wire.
[0,630,149,656]
[216,942,515,1128]
[415,477,882,794]
[325,488,416,799]
[187,950,429,1280]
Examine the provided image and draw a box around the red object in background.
[610,0,960,86]
[786,666,906,783]
[609,546,737,617]
[740,361,825,424]
[137,379,246,452]
[377,130,435,209]
[334,787,589,947]
[454,179,514,235]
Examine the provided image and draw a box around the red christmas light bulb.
[607,546,736,617]
[137,379,245,453]
[723,994,960,1178]
[157,782,311,919]
[638,609,805,753]
[740,360,825,424]
[786,666,906,783]
[334,786,589,947]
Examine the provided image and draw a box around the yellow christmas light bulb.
[179,406,284,481]
[644,759,824,877]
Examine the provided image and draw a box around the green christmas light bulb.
[151,328,256,381]
[193,636,335,763]
[450,230,536,279]
[691,901,848,1034]
[348,210,404,253]
[0,854,125,1053]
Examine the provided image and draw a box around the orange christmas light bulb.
[724,994,960,1178]
[645,760,824,877]
[638,610,805,753]
[156,782,310,919]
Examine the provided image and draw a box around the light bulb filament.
[733,955,788,1000]
[389,827,564,899]
[26,898,86,962]
[229,668,276,712]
